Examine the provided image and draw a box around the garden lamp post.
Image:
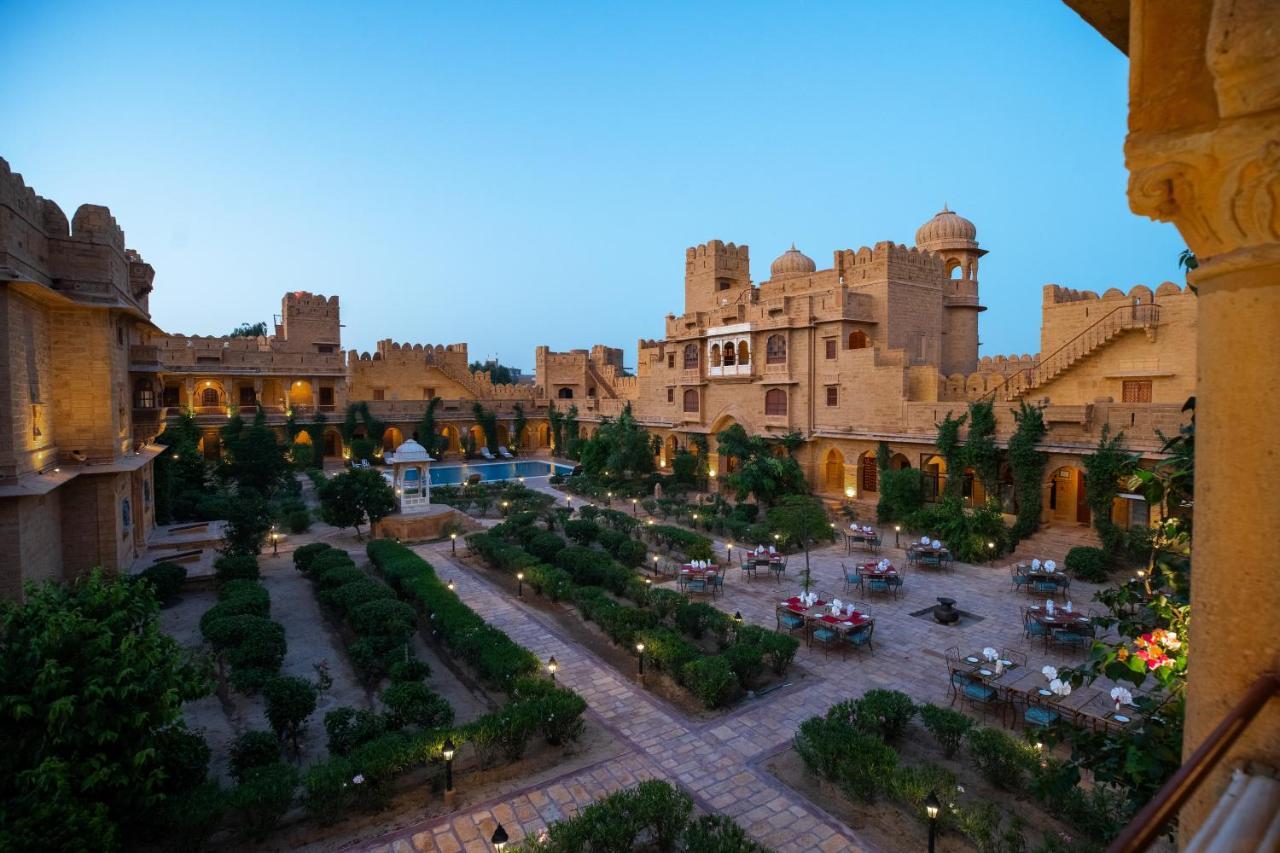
[491,823,509,851]
[516,570,524,598]
[271,525,279,555]
[653,554,660,574]
[925,791,940,853]
[986,541,995,564]
[547,655,558,683]
[447,579,456,593]
[726,542,733,563]
[631,498,638,515]
[636,642,645,676]
[442,738,456,793]
[894,525,901,548]
[733,611,744,636]
[451,532,457,554]
[518,476,525,486]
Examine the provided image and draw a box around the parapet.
[71,204,125,250]
[686,239,750,265]
[835,242,947,278]
[1043,282,1184,305]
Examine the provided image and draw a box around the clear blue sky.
[1,1,1184,370]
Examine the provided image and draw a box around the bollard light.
[894,524,901,548]
[442,738,456,793]
[447,579,456,593]
[636,642,645,676]
[631,498,638,515]
[451,531,457,554]
[925,790,940,853]
[547,655,558,682]
[516,570,524,598]
[491,823,509,851]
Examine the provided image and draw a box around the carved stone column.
[1126,0,1280,833]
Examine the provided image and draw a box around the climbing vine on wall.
[935,412,967,498]
[1083,425,1138,554]
[471,402,499,453]
[1007,402,1048,542]
[965,400,1000,499]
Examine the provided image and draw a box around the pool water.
[429,460,573,486]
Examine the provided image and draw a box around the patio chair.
[941,551,954,570]
[1052,622,1094,655]
[769,557,787,582]
[497,446,513,458]
[479,447,496,460]
[1010,564,1032,592]
[1022,694,1062,729]
[1032,577,1061,597]
[862,573,892,599]
[906,548,920,567]
[706,572,724,599]
[811,623,847,659]
[944,648,964,699]
[953,670,1006,725]
[841,563,863,595]
[1022,607,1049,647]
[776,607,807,638]
[685,576,708,596]
[999,648,1028,670]
[887,571,904,599]
[868,535,882,555]
[845,621,875,656]
[921,552,943,570]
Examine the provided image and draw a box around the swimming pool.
[429,460,573,486]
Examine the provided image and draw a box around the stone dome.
[390,438,431,463]
[770,244,816,278]
[915,205,977,246]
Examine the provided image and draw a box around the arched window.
[587,386,597,397]
[557,388,574,399]
[848,330,869,350]
[682,389,699,412]
[710,343,722,367]
[737,340,749,364]
[766,334,787,364]
[200,387,219,407]
[723,342,736,366]
[765,389,787,416]
[683,344,699,369]
[121,497,132,531]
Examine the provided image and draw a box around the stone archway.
[383,426,404,452]
[1047,465,1089,526]
[823,448,846,495]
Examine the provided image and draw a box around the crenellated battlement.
[1043,282,1185,305]
[685,239,750,268]
[835,241,948,277]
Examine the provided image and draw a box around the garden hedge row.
[199,557,285,692]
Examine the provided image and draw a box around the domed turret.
[770,244,816,278]
[915,205,978,248]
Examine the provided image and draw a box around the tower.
[683,240,751,315]
[916,207,987,375]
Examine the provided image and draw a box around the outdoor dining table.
[745,553,785,581]
[855,562,900,598]
[844,529,879,553]
[910,544,951,566]
[678,565,721,596]
[958,651,1022,683]
[777,597,870,646]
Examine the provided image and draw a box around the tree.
[154,411,208,523]
[548,403,565,456]
[229,321,268,338]
[578,404,655,479]
[767,495,833,592]
[318,467,396,539]
[469,358,518,384]
[0,571,212,851]
[263,676,319,751]
[222,487,273,556]
[220,409,291,498]
[511,402,527,453]
[563,405,580,459]
[1008,402,1048,542]
[714,424,807,505]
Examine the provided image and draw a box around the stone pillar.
[182,379,194,410]
[1125,0,1280,833]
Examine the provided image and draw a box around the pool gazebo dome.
[386,438,433,513]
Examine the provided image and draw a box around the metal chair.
[706,572,724,599]
[1022,607,1049,649]
[845,621,875,656]
[841,563,862,594]
[1010,564,1031,592]
[776,607,806,637]
[811,623,847,659]
[1022,694,1063,729]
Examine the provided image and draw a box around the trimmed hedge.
[368,540,539,689]
[199,576,285,692]
[139,561,187,603]
[1066,545,1110,582]
[645,524,714,561]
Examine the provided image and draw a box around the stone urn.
[933,597,960,625]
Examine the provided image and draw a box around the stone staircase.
[1008,523,1102,566]
[988,302,1161,402]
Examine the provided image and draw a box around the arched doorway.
[557,388,574,399]
[468,425,486,450]
[497,424,510,447]
[323,429,343,459]
[198,431,221,461]
[289,379,314,408]
[890,453,911,470]
[823,448,846,495]
[382,426,404,452]
[923,454,947,501]
[1048,466,1090,525]
[536,422,550,448]
[858,451,878,493]
[440,425,460,453]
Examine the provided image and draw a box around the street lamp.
[547,655,558,683]
[631,498,638,515]
[652,554,660,574]
[518,476,525,486]
[636,642,645,676]
[271,525,279,555]
[925,791,940,853]
[894,524,901,548]
[516,570,524,598]
[733,611,744,634]
[447,579,456,593]
[451,531,457,554]
[491,823,509,851]
[442,738,456,793]
[726,542,733,562]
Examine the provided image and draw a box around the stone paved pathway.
[362,501,1119,852]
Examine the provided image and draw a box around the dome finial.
[942,202,949,213]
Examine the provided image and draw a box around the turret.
[916,207,987,375]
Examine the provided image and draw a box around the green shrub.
[1066,546,1110,582]
[528,531,567,562]
[598,528,627,556]
[966,727,1035,791]
[309,549,357,576]
[679,656,737,708]
[723,642,765,688]
[217,578,269,605]
[229,730,282,784]
[635,627,700,675]
[630,779,694,850]
[674,601,722,640]
[228,762,297,841]
[563,519,600,545]
[321,577,396,615]
[157,781,227,850]
[527,564,574,601]
[200,596,268,639]
[888,763,960,826]
[324,707,388,756]
[388,657,431,683]
[292,541,334,574]
[139,562,187,603]
[155,724,211,795]
[382,681,454,729]
[317,564,365,591]
[263,675,319,747]
[795,713,897,802]
[286,508,312,533]
[919,703,973,758]
[347,597,416,641]
[222,617,287,673]
[533,687,588,745]
[852,689,916,742]
[647,588,684,621]
[955,801,1028,853]
[214,554,259,582]
[616,538,646,568]
[683,814,771,853]
[301,755,355,826]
